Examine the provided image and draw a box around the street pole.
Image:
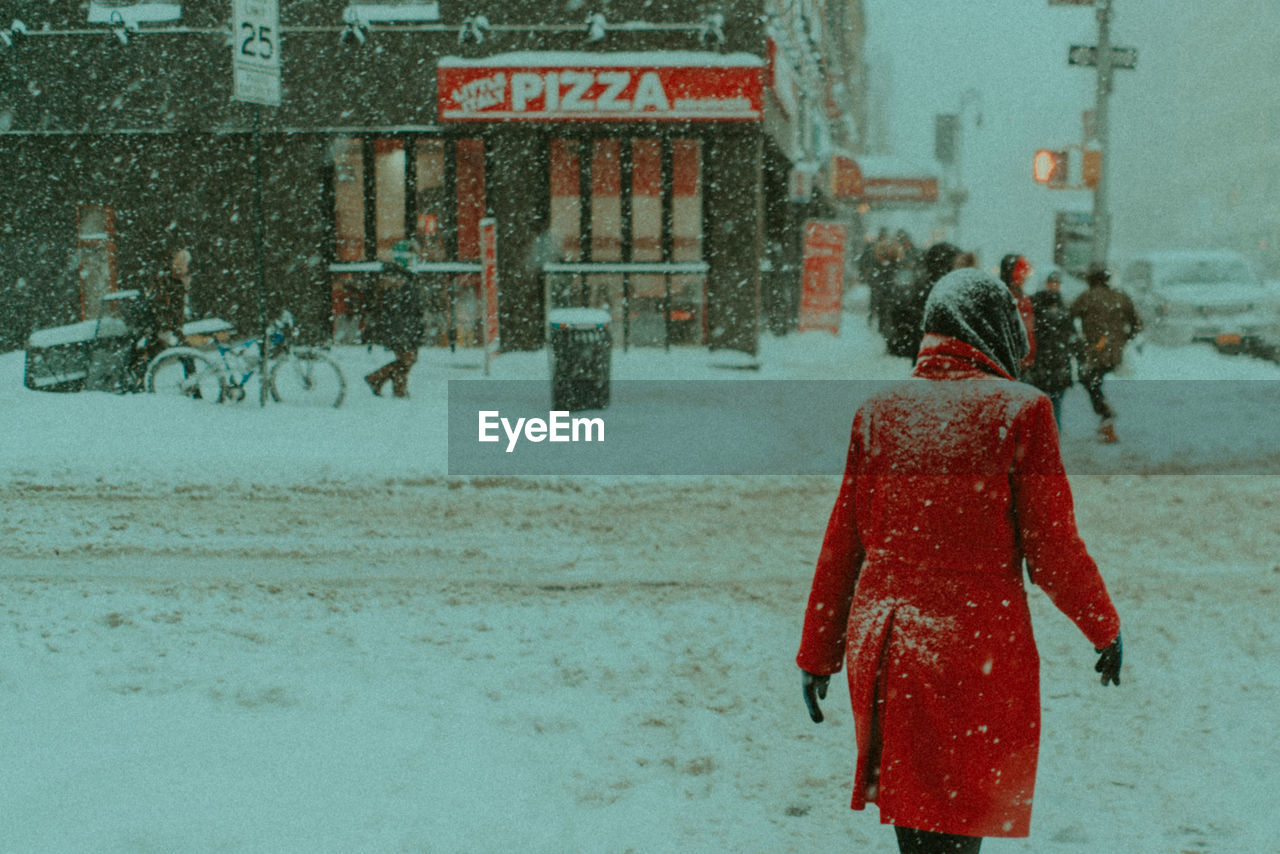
[254,106,268,407]
[1091,0,1113,267]
[950,89,982,246]
[951,132,965,244]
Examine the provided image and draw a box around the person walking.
[1070,263,1143,443]
[1026,271,1080,430]
[142,248,193,361]
[895,230,923,288]
[857,232,880,327]
[998,253,1037,372]
[867,230,902,334]
[884,241,960,359]
[135,248,197,392]
[797,268,1123,854]
[364,274,426,398]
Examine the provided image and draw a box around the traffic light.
[1082,149,1102,189]
[1032,149,1068,186]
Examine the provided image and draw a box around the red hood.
[912,333,1018,382]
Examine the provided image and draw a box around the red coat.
[796,333,1119,838]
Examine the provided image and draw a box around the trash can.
[548,308,612,412]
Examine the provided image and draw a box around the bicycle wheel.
[144,347,227,403]
[268,347,346,408]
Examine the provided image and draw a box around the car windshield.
[1163,259,1255,285]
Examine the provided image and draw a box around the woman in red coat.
[796,268,1123,854]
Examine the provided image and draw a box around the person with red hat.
[999,253,1037,372]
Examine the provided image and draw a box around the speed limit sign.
[233,0,281,106]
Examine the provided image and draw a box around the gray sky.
[860,0,1236,274]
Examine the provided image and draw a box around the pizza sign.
[438,58,764,122]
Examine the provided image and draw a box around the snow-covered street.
[3,319,1279,852]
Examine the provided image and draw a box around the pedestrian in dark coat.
[866,230,902,333]
[885,242,960,358]
[364,275,426,398]
[1026,271,1080,429]
[797,268,1122,853]
[141,248,194,361]
[857,233,879,328]
[1069,264,1143,442]
[895,230,923,286]
[135,248,197,391]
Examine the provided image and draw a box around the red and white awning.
[438,51,765,123]
[831,153,940,206]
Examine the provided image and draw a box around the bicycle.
[144,310,347,408]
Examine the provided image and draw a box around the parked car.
[1118,249,1280,346]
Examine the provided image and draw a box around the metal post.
[951,113,965,243]
[951,89,981,246]
[253,106,268,406]
[1091,0,1113,266]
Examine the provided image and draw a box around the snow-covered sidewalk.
[3,319,1278,487]
[3,542,1279,853]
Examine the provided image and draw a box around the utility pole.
[938,89,982,246]
[1091,0,1113,266]
[1049,0,1136,271]
[232,0,282,405]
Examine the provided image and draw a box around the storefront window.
[330,136,486,347]
[589,139,623,324]
[671,138,705,346]
[544,135,705,347]
[373,139,406,263]
[331,136,366,343]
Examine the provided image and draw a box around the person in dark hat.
[1026,270,1082,430]
[1069,264,1142,443]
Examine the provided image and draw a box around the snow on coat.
[920,268,1029,380]
[796,331,1120,839]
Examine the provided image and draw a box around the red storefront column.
[454,138,486,346]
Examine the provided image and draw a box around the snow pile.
[3,319,1277,486]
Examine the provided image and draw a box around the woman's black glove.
[802,670,830,723]
[1095,631,1122,686]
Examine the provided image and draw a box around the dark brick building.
[0,0,869,354]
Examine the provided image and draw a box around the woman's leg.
[1079,366,1113,419]
[390,349,418,397]
[364,360,395,396]
[894,825,982,854]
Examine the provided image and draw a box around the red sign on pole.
[798,220,846,335]
[480,217,499,375]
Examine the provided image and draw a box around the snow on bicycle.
[144,310,347,408]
